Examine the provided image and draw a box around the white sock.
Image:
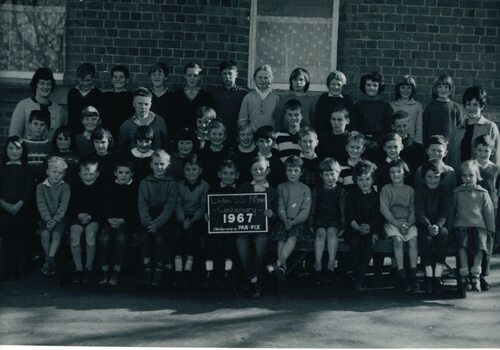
[185,256,193,271]
[434,264,444,278]
[250,276,257,283]
[174,256,183,272]
[425,265,433,277]
[224,259,233,271]
[205,260,214,271]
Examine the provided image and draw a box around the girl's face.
[111,71,127,91]
[254,70,271,91]
[399,85,412,100]
[389,166,405,184]
[177,140,194,157]
[461,166,478,187]
[346,140,365,160]
[292,74,307,93]
[328,79,344,96]
[356,173,374,193]
[286,165,302,183]
[209,127,227,147]
[114,166,133,185]
[238,128,254,148]
[93,138,109,156]
[218,166,238,186]
[150,69,167,88]
[365,79,380,97]
[321,168,340,188]
[184,67,201,88]
[56,133,71,152]
[136,139,152,153]
[184,163,202,184]
[257,138,273,155]
[299,134,318,154]
[6,142,22,162]
[36,79,53,99]
[251,160,270,184]
[424,169,442,190]
[436,83,451,100]
[330,112,349,135]
[465,98,482,120]
[82,115,100,132]
[78,74,93,92]
[474,144,493,165]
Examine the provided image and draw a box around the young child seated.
[195,106,217,150]
[340,131,367,193]
[317,103,350,164]
[234,120,258,185]
[138,149,178,287]
[24,109,51,184]
[380,159,419,293]
[69,158,102,284]
[254,125,285,187]
[128,125,154,182]
[311,158,345,286]
[75,105,101,159]
[99,159,138,286]
[274,99,303,163]
[298,127,320,189]
[415,160,452,294]
[167,127,196,182]
[36,156,70,277]
[267,156,311,283]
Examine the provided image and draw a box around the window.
[0,0,65,80]
[249,0,340,91]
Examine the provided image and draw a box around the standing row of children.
[2,60,498,299]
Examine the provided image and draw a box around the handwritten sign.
[207,193,268,234]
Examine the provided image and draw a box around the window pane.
[258,0,333,18]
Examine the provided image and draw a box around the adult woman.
[9,67,66,140]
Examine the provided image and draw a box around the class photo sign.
[207,193,268,234]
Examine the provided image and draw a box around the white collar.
[115,179,133,185]
[220,182,236,189]
[300,152,318,160]
[386,156,400,163]
[328,92,344,98]
[131,148,154,158]
[6,161,22,165]
[42,178,65,187]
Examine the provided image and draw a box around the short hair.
[319,157,341,173]
[219,158,239,172]
[346,131,366,145]
[326,70,347,87]
[236,119,256,135]
[173,127,196,142]
[79,157,100,173]
[353,159,378,182]
[253,65,273,83]
[2,135,28,164]
[111,65,130,79]
[184,153,201,168]
[391,110,410,124]
[151,148,170,162]
[250,155,270,169]
[47,156,67,170]
[91,127,114,148]
[426,134,448,149]
[431,73,454,99]
[113,158,134,172]
[462,86,487,108]
[30,67,55,94]
[148,62,170,76]
[219,60,238,72]
[421,160,446,178]
[473,134,495,150]
[284,155,304,170]
[331,103,350,119]
[284,98,302,112]
[184,62,202,74]
[382,131,403,146]
[289,67,310,92]
[134,87,152,99]
[394,75,417,100]
[196,106,217,121]
[207,118,227,133]
[76,63,96,78]
[359,71,385,94]
[255,125,275,141]
[388,159,409,173]
[134,125,154,141]
[298,126,318,141]
[460,159,482,182]
[29,109,50,127]
[81,105,100,118]
[51,126,75,152]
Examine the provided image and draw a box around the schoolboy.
[392,110,425,176]
[234,120,258,185]
[128,125,154,182]
[67,63,103,134]
[149,62,172,123]
[68,158,102,284]
[36,156,70,277]
[211,60,248,143]
[24,110,51,184]
[101,65,135,138]
[298,127,320,189]
[274,99,303,163]
[317,104,350,164]
[255,125,285,186]
[99,159,139,286]
[340,131,367,193]
[75,105,101,159]
[195,106,217,150]
[167,127,197,182]
[376,132,407,188]
[138,149,177,287]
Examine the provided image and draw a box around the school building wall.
[1,0,500,149]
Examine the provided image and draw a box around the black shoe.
[314,271,322,286]
[151,267,163,287]
[202,271,215,289]
[397,270,411,293]
[433,277,443,294]
[424,277,433,294]
[275,266,286,283]
[172,272,182,287]
[82,269,91,284]
[108,271,119,286]
[249,281,261,298]
[480,277,490,291]
[98,271,109,285]
[72,270,83,284]
[457,277,467,298]
[142,268,152,285]
[183,270,193,286]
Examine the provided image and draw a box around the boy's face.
[150,155,169,178]
[346,140,365,160]
[78,74,93,92]
[256,138,273,155]
[196,115,212,133]
[399,84,412,100]
[111,71,128,90]
[36,79,53,98]
[474,144,493,164]
[392,118,410,138]
[209,127,227,147]
[356,173,374,193]
[136,139,152,153]
[389,166,405,184]
[28,119,47,139]
[330,111,349,134]
[238,128,254,148]
[82,115,100,132]
[177,140,193,157]
[56,133,71,152]
[133,96,152,118]
[185,67,201,88]
[426,144,447,161]
[299,134,318,154]
[383,139,403,160]
[114,166,133,185]
[436,83,451,100]
[251,160,270,184]
[6,142,22,162]
[328,78,344,96]
[424,169,442,190]
[218,166,238,186]
[461,166,478,187]
[321,168,340,188]
[47,166,65,185]
[286,165,302,182]
[93,138,109,156]
[365,79,380,97]
[254,70,271,91]
[79,165,99,185]
[150,69,167,88]
[285,108,302,131]
[221,68,237,88]
[292,74,307,93]
[184,163,202,184]
[465,98,482,120]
